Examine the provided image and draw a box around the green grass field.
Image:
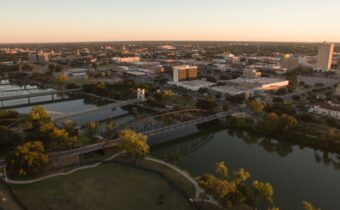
[10,162,197,210]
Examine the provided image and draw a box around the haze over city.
[1,0,340,43]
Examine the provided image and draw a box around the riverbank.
[226,115,340,154]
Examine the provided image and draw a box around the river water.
[152,127,340,210]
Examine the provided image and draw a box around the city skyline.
[1,0,340,43]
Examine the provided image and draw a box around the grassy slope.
[10,163,196,210]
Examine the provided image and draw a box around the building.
[315,42,334,71]
[281,54,299,71]
[309,102,340,120]
[28,54,38,63]
[37,53,49,64]
[160,45,176,50]
[243,68,261,79]
[112,57,140,63]
[67,68,90,78]
[224,53,240,64]
[29,52,49,64]
[168,80,215,91]
[173,65,198,82]
[225,77,289,91]
[209,85,254,97]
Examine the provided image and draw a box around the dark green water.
[152,127,340,210]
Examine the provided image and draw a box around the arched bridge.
[48,109,229,160]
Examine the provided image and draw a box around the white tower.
[137,88,145,101]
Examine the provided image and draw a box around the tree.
[105,119,117,138]
[251,180,276,210]
[248,100,266,113]
[0,126,23,155]
[56,72,68,89]
[286,72,297,91]
[162,90,175,104]
[278,114,298,132]
[48,64,56,71]
[196,96,217,111]
[302,201,320,210]
[8,141,49,176]
[200,173,236,200]
[86,122,98,143]
[28,106,51,132]
[216,161,229,179]
[263,112,279,133]
[272,97,284,103]
[118,129,149,163]
[200,162,253,208]
[39,121,79,150]
[55,65,63,72]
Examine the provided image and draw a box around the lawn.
[10,162,197,210]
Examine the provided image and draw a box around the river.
[152,127,340,210]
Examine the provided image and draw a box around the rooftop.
[226,77,287,85]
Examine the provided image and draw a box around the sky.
[1,0,340,43]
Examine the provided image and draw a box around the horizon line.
[1,40,339,45]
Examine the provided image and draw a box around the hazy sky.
[1,0,340,43]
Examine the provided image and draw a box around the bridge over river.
[0,88,82,107]
[48,109,229,160]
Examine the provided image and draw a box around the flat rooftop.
[226,77,287,85]
[209,85,251,95]
[168,80,215,91]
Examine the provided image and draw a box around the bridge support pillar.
[27,97,31,104]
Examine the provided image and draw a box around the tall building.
[316,42,334,71]
[28,52,49,64]
[28,54,38,63]
[173,65,198,82]
[37,53,49,64]
[280,54,299,71]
